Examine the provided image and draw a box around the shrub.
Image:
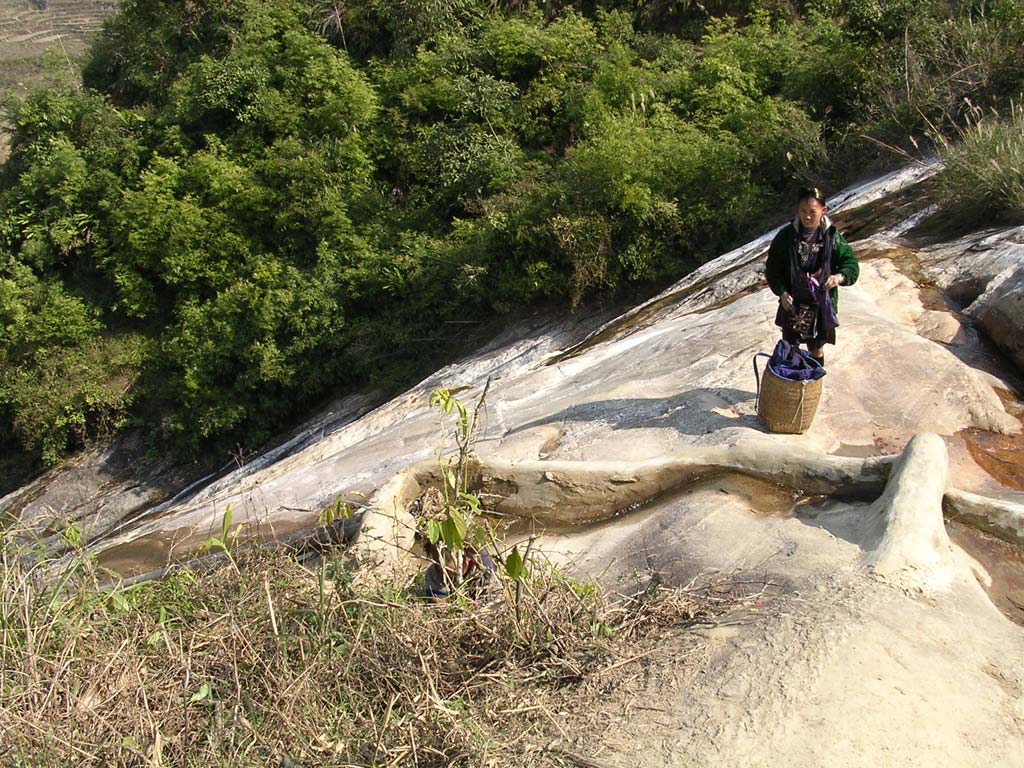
[1,333,151,465]
[82,0,249,105]
[932,101,1024,228]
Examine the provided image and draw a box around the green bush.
[82,0,249,105]
[1,333,151,465]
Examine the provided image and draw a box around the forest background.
[1,0,1022,489]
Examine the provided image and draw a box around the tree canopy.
[2,0,1022,481]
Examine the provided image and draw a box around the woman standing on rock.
[765,187,860,367]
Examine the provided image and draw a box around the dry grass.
[0,530,740,767]
[932,101,1024,228]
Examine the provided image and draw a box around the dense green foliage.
[2,0,1023,472]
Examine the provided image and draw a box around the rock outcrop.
[862,432,956,589]
[917,223,1024,371]
[975,262,1024,371]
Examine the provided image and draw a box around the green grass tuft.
[932,101,1024,229]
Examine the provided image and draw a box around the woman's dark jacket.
[765,216,859,330]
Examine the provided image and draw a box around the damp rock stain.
[961,387,1024,491]
[947,520,1024,627]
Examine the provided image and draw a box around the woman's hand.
[780,292,795,312]
[825,273,845,290]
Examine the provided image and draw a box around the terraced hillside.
[0,0,117,93]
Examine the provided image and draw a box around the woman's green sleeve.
[834,231,859,286]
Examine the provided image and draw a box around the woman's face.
[797,198,826,230]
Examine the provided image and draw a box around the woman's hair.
[797,186,826,205]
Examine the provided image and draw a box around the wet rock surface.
[947,521,1024,626]
[0,432,211,553]
[975,262,1024,371]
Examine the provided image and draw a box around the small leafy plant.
[317,491,365,527]
[420,387,492,594]
[199,504,241,571]
[418,384,532,600]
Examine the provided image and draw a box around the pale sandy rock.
[863,433,955,589]
[855,253,927,327]
[946,487,1024,545]
[914,223,1024,370]
[918,224,1024,305]
[915,308,968,344]
[533,434,1024,768]
[490,424,562,459]
[853,254,968,345]
[349,445,893,575]
[359,430,1021,586]
[815,284,1019,438]
[357,469,423,582]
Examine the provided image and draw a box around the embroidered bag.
[786,302,818,341]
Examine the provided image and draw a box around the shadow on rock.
[512,387,762,436]
[794,497,880,550]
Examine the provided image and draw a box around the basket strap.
[752,353,771,408]
[789,381,806,430]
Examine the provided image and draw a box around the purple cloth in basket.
[768,340,826,382]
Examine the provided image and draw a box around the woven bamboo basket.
[755,362,823,434]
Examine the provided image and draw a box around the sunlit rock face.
[3,162,1023,575]
[918,224,1024,307]
[5,160,1024,767]
[974,262,1024,370]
